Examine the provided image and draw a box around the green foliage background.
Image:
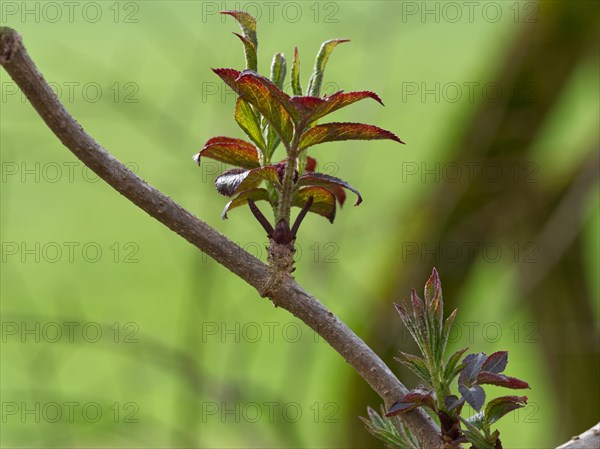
[1,1,598,448]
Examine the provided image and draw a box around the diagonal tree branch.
[0,27,441,448]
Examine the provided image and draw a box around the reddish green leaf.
[291,90,384,124]
[293,186,336,223]
[215,69,295,142]
[289,96,325,118]
[477,372,530,390]
[234,98,265,151]
[215,166,280,197]
[221,10,257,71]
[221,188,270,219]
[410,289,425,324]
[305,156,317,172]
[424,267,442,307]
[297,172,362,206]
[291,47,302,95]
[194,137,259,169]
[482,351,508,375]
[307,39,349,97]
[385,387,436,417]
[213,67,243,95]
[299,122,403,150]
[484,396,527,426]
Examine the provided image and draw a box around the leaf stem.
[276,128,302,223]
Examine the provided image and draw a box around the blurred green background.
[1,1,598,448]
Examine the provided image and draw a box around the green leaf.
[293,186,336,223]
[307,39,349,97]
[296,172,362,206]
[215,166,280,197]
[194,137,259,169]
[221,10,258,71]
[221,188,270,219]
[461,417,495,449]
[270,53,287,89]
[395,352,432,386]
[443,347,468,384]
[361,406,420,449]
[291,47,302,95]
[232,33,258,72]
[299,122,403,150]
[441,308,458,357]
[484,396,528,426]
[234,98,265,151]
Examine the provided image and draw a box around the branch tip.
[0,27,22,65]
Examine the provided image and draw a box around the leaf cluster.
[365,269,530,449]
[194,11,401,230]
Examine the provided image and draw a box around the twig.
[556,423,600,449]
[0,27,441,448]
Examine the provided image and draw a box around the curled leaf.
[297,172,362,206]
[195,137,259,169]
[221,10,258,71]
[215,166,280,197]
[293,186,336,223]
[307,39,349,97]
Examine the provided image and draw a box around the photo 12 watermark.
[401,241,540,264]
[0,1,140,24]
[2,81,140,104]
[399,161,540,184]
[1,401,139,423]
[1,161,140,184]
[399,2,539,24]
[200,401,339,423]
[400,321,540,345]
[1,321,140,344]
[201,2,340,24]
[1,241,140,264]
[201,321,325,344]
[200,241,339,264]
[399,81,539,104]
